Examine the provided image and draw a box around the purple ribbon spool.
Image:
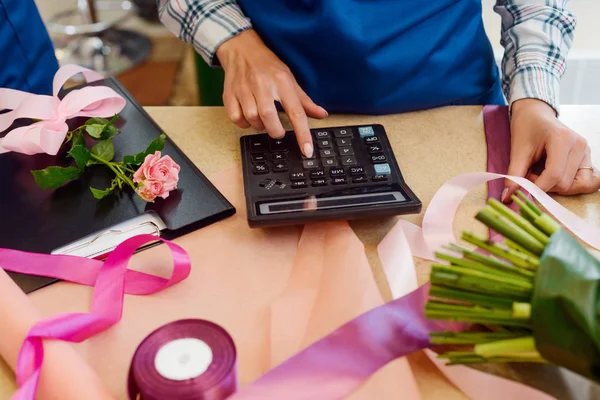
[128,319,238,400]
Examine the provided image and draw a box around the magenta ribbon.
[0,235,191,400]
[0,64,126,155]
[230,283,449,399]
[483,105,511,200]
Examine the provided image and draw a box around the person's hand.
[216,29,328,157]
[503,99,600,202]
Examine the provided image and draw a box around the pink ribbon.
[0,235,191,400]
[0,64,126,155]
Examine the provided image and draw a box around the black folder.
[0,78,235,293]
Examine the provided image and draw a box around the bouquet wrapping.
[427,192,600,382]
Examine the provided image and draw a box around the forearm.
[494,0,577,114]
[157,0,252,66]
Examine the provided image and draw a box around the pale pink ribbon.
[0,64,126,155]
[0,235,191,400]
[400,173,600,262]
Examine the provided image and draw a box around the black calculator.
[240,124,421,227]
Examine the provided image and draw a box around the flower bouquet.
[426,192,600,382]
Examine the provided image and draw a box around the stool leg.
[77,0,98,24]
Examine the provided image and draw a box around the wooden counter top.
[1,105,599,399]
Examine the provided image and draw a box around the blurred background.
[33,0,600,107]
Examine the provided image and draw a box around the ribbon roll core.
[128,319,237,400]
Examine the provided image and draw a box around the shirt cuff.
[507,65,561,116]
[192,7,253,67]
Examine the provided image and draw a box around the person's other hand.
[503,99,600,202]
[216,29,328,157]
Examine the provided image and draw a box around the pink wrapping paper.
[20,167,419,399]
[0,269,113,400]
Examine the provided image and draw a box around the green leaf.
[143,133,166,155]
[68,145,91,171]
[123,133,167,166]
[123,155,136,165]
[90,186,114,200]
[91,140,115,162]
[84,116,120,140]
[72,130,86,148]
[89,176,120,200]
[85,123,105,139]
[31,166,81,189]
[533,229,600,383]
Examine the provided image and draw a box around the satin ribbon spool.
[128,319,237,400]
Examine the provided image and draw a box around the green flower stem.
[90,153,136,190]
[433,263,533,291]
[488,198,550,245]
[430,331,526,345]
[429,285,514,309]
[504,238,539,259]
[533,214,560,237]
[516,191,542,216]
[425,302,532,327]
[444,244,535,279]
[512,195,540,223]
[512,302,531,319]
[435,252,533,285]
[462,232,539,270]
[476,206,546,255]
[475,336,538,357]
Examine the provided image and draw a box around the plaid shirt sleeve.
[494,0,577,113]
[157,0,252,66]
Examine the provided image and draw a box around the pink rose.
[136,180,165,202]
[133,151,181,201]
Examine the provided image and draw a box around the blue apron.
[237,0,505,114]
[0,0,58,95]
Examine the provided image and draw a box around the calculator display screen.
[258,192,406,215]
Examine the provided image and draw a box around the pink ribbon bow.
[0,64,126,155]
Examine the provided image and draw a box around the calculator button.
[303,159,320,169]
[333,128,353,138]
[336,138,352,147]
[252,153,267,162]
[272,162,288,173]
[323,158,338,167]
[310,169,325,179]
[250,136,268,153]
[341,156,358,166]
[320,149,335,158]
[358,126,375,137]
[313,130,331,139]
[364,136,379,144]
[371,154,387,163]
[368,145,383,154]
[372,174,389,182]
[290,171,306,181]
[291,181,308,189]
[272,153,286,161]
[352,175,368,183]
[259,178,273,187]
[330,168,345,177]
[253,163,269,174]
[374,163,392,175]
[338,147,355,156]
[349,166,365,176]
[317,139,332,149]
[332,177,348,185]
[312,179,328,187]
[269,138,289,151]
